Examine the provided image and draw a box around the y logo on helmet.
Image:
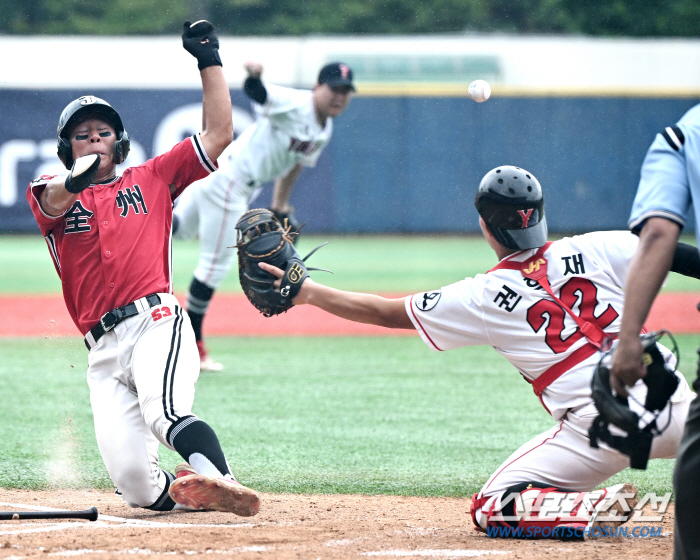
[517,209,534,228]
[287,262,305,284]
[415,291,441,311]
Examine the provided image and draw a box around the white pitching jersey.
[203,83,332,208]
[406,231,641,419]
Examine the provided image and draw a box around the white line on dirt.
[0,502,256,532]
[362,551,511,558]
[47,546,270,556]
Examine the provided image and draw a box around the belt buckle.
[100,312,116,332]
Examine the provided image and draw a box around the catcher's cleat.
[168,474,261,516]
[175,463,197,479]
[197,340,223,372]
[585,483,638,540]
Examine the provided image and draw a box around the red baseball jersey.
[27,135,217,335]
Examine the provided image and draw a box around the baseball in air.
[468,80,491,103]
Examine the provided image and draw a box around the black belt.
[84,294,161,350]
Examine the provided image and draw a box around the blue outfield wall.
[0,90,698,234]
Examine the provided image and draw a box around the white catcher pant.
[86,293,200,508]
[473,375,693,527]
[173,178,251,290]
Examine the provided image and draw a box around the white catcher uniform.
[174,83,333,288]
[405,231,692,529]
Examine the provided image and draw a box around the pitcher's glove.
[235,208,329,317]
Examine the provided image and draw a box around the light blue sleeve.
[629,132,690,233]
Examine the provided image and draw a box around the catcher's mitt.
[589,331,680,470]
[235,208,329,317]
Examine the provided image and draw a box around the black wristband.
[244,77,268,104]
[196,50,222,72]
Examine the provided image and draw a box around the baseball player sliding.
[26,21,260,515]
[261,166,696,537]
[172,60,355,371]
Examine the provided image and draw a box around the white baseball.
[468,80,491,103]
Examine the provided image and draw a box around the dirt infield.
[0,292,698,337]
[0,294,686,558]
[0,489,674,559]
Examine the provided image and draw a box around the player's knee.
[112,463,164,508]
[194,256,235,291]
[142,411,174,447]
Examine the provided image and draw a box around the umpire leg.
[673,357,700,560]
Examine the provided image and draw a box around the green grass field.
[1,233,698,294]
[0,234,698,498]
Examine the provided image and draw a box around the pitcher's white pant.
[174,179,249,290]
[87,293,200,508]
[472,375,693,529]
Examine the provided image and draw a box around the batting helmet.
[474,166,547,251]
[57,95,130,170]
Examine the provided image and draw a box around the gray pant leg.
[674,371,700,560]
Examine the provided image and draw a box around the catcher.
[241,166,697,538]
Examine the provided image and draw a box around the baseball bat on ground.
[0,506,98,521]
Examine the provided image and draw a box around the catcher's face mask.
[589,331,680,470]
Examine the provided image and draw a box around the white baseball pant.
[173,179,250,290]
[472,374,693,529]
[86,293,200,508]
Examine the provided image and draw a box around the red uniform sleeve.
[26,176,68,236]
[144,134,218,200]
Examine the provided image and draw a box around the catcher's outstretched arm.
[259,263,414,329]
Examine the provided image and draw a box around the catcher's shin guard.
[471,482,636,539]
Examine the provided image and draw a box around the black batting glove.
[65,154,100,194]
[182,20,222,71]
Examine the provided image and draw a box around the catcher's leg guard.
[673,369,700,559]
[471,482,636,539]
